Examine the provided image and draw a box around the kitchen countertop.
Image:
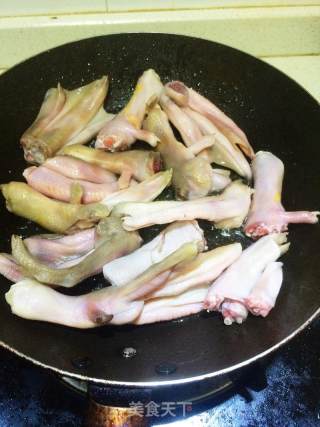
[263,55,320,102]
[0,5,319,426]
[0,5,319,101]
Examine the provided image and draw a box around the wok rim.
[0,32,319,387]
[1,307,319,387]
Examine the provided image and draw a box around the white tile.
[0,0,106,17]
[107,0,320,12]
[264,55,320,102]
[0,6,319,68]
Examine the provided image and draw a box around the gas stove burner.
[61,375,235,425]
[61,374,234,405]
[1,320,319,426]
[59,359,270,425]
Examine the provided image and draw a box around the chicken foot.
[11,217,141,288]
[60,144,161,182]
[113,180,252,230]
[244,151,319,237]
[103,220,206,286]
[96,69,162,151]
[204,234,289,324]
[144,104,230,199]
[21,77,108,163]
[1,182,110,233]
[5,242,198,328]
[164,81,254,158]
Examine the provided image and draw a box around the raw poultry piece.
[63,108,114,147]
[220,263,284,323]
[101,170,172,210]
[144,104,231,199]
[204,234,289,325]
[24,228,96,268]
[159,93,203,147]
[0,247,88,281]
[103,220,206,286]
[60,144,161,182]
[245,261,283,317]
[245,151,319,237]
[95,69,163,151]
[150,243,242,299]
[183,108,252,180]
[5,242,198,328]
[21,77,108,164]
[211,169,232,192]
[160,92,251,180]
[220,300,249,325]
[1,182,109,233]
[44,156,117,184]
[0,254,24,283]
[23,165,120,204]
[134,285,207,325]
[113,180,252,231]
[164,81,254,159]
[10,217,141,288]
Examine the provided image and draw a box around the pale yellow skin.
[21,77,109,164]
[1,182,109,233]
[60,145,161,182]
[144,105,214,199]
[6,242,198,328]
[11,217,142,288]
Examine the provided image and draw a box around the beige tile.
[0,0,106,17]
[264,55,320,102]
[0,6,319,69]
[108,0,320,11]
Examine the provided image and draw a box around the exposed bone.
[245,261,283,317]
[204,234,289,320]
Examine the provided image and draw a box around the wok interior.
[0,33,319,384]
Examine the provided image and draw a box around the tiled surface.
[0,5,318,102]
[107,0,320,12]
[0,5,319,426]
[0,6,318,102]
[1,0,319,16]
[264,55,320,101]
[0,6,319,71]
[0,0,106,17]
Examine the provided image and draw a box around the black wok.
[0,33,319,387]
